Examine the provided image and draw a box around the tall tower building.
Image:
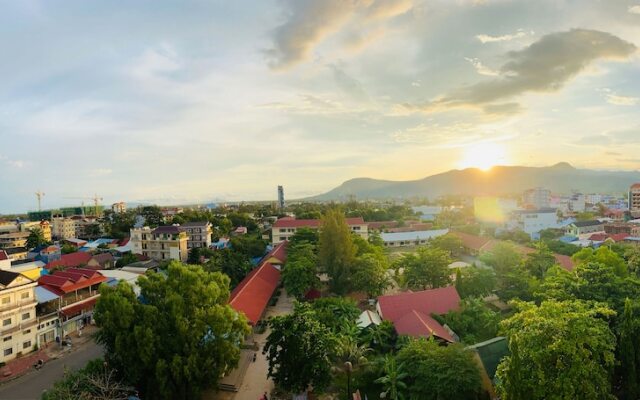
[277,185,285,210]
[629,183,640,218]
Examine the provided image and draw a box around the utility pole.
[35,190,45,211]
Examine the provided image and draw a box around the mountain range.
[308,163,640,201]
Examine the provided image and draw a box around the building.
[111,202,127,213]
[523,187,551,209]
[569,193,586,212]
[566,220,605,236]
[44,251,92,271]
[377,286,461,343]
[86,253,115,270]
[51,217,76,240]
[604,223,634,235]
[271,216,368,245]
[630,183,640,218]
[0,232,30,249]
[130,226,188,262]
[70,216,101,240]
[181,221,212,249]
[0,270,38,364]
[508,208,559,238]
[380,229,449,247]
[277,185,285,210]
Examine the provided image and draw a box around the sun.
[458,142,509,171]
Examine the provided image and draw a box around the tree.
[396,338,483,400]
[115,252,138,269]
[26,228,48,249]
[352,253,391,298]
[479,242,523,276]
[397,247,452,290]
[229,234,267,258]
[455,266,496,299]
[289,227,319,247]
[310,297,361,335]
[318,209,357,294]
[496,300,616,400]
[573,246,628,277]
[523,242,557,279]
[359,320,397,354]
[203,249,253,287]
[618,298,640,400]
[61,243,76,254]
[375,355,408,400]
[439,297,500,344]
[430,234,464,257]
[282,257,319,300]
[42,358,135,400]
[138,206,164,227]
[94,262,250,400]
[263,303,335,394]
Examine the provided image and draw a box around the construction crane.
[63,194,104,216]
[35,190,45,211]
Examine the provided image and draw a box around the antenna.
[35,190,45,211]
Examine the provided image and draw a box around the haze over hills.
[308,163,640,201]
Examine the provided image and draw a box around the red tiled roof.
[45,252,92,270]
[0,250,7,261]
[229,262,281,325]
[451,231,492,251]
[273,216,366,228]
[378,286,461,322]
[394,310,454,342]
[38,268,107,294]
[265,241,288,264]
[60,297,98,317]
[589,233,608,241]
[610,233,630,242]
[367,221,400,230]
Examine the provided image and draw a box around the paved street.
[0,341,103,400]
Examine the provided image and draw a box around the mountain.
[308,163,639,201]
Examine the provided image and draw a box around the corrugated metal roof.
[381,229,449,242]
[35,286,59,303]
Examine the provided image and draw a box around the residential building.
[380,229,449,247]
[604,223,634,235]
[630,183,640,218]
[52,217,76,240]
[86,253,114,270]
[4,247,28,262]
[37,268,107,337]
[523,187,551,209]
[130,226,188,262]
[377,286,461,343]
[569,193,586,212]
[277,185,285,210]
[44,251,92,271]
[0,270,38,364]
[0,232,29,249]
[271,216,368,245]
[508,208,559,238]
[181,221,212,249]
[111,202,127,213]
[160,207,183,219]
[70,216,101,240]
[566,220,605,236]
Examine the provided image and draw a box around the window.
[22,313,30,321]
[23,329,31,335]
[23,341,31,349]
[3,336,11,342]
[21,292,29,300]
[4,348,12,356]
[1,297,9,305]
[2,318,10,326]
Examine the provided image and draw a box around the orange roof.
[451,231,492,251]
[45,251,91,270]
[229,262,281,325]
[394,310,454,342]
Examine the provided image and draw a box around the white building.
[523,187,551,209]
[509,209,560,238]
[271,217,368,245]
[181,221,212,249]
[380,229,450,247]
[0,270,38,364]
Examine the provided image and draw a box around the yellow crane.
[63,194,104,216]
[35,190,45,211]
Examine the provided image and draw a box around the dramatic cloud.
[476,29,531,43]
[266,0,413,69]
[407,29,636,114]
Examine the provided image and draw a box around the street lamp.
[344,361,353,400]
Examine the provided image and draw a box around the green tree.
[263,303,335,394]
[203,249,253,287]
[439,297,500,344]
[289,227,319,248]
[282,257,319,300]
[359,320,397,354]
[375,355,408,400]
[318,209,357,294]
[524,242,557,279]
[573,246,628,277]
[396,338,483,400]
[26,228,48,249]
[61,243,76,254]
[496,300,616,400]
[94,262,250,400]
[455,266,496,298]
[397,247,452,290]
[310,297,361,335]
[480,242,523,275]
[352,253,391,298]
[115,252,138,269]
[138,205,164,227]
[618,298,640,400]
[430,233,464,257]
[229,234,267,258]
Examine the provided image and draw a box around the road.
[0,341,104,400]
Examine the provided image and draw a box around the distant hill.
[308,163,639,201]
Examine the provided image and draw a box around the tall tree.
[203,249,253,287]
[397,247,452,290]
[496,300,616,400]
[479,241,523,276]
[282,258,319,300]
[263,303,335,394]
[430,233,464,257]
[572,246,628,277]
[524,242,557,279]
[94,262,250,400]
[618,298,640,400]
[26,227,48,249]
[318,209,357,294]
[455,266,496,299]
[352,253,391,298]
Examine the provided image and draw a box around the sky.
[1,0,640,213]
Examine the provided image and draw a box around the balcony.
[0,299,38,313]
[0,319,38,336]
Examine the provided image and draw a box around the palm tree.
[336,334,372,368]
[375,355,408,400]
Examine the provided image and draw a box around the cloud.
[406,29,636,115]
[0,155,28,169]
[464,57,499,76]
[329,63,368,100]
[605,93,639,106]
[266,0,413,69]
[391,122,515,146]
[577,127,640,146]
[629,5,640,14]
[89,168,113,177]
[476,29,531,43]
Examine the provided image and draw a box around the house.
[228,242,286,325]
[51,217,76,240]
[271,216,368,245]
[0,231,30,249]
[63,238,88,249]
[0,270,38,363]
[566,220,604,236]
[181,221,212,249]
[45,251,92,271]
[604,223,634,235]
[233,226,248,236]
[130,226,188,262]
[120,259,160,274]
[380,229,449,247]
[523,187,551,209]
[37,268,107,336]
[377,286,461,343]
[86,253,115,270]
[0,250,9,270]
[357,310,382,329]
[508,209,559,238]
[4,247,28,262]
[2,260,44,281]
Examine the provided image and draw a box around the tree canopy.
[318,209,357,294]
[396,246,452,290]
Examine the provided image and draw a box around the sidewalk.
[0,325,98,385]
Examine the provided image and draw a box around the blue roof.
[35,286,59,304]
[381,229,449,242]
[625,237,640,242]
[558,235,578,243]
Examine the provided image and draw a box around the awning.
[35,286,60,304]
[60,297,98,317]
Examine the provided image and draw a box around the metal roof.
[380,229,449,242]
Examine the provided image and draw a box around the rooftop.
[273,216,366,228]
[151,226,185,235]
[380,229,449,242]
[572,220,603,227]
